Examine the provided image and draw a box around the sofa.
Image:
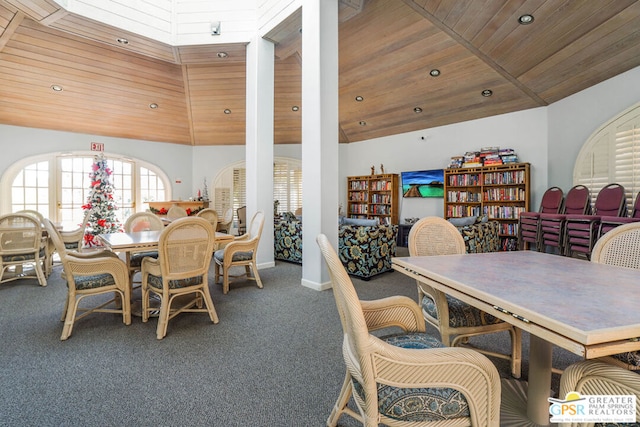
[448,216,500,253]
[274,216,397,280]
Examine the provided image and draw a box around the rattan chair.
[15,209,52,276]
[214,210,264,294]
[166,205,188,220]
[317,233,501,427]
[236,205,247,235]
[0,213,48,287]
[564,183,627,259]
[196,208,218,232]
[141,217,218,339]
[590,222,640,371]
[44,219,131,340]
[216,207,233,233]
[517,186,564,250]
[408,216,522,378]
[124,212,165,283]
[559,360,640,427]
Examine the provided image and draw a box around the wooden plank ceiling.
[1,0,640,146]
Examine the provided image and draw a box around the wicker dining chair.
[15,209,52,276]
[44,219,131,340]
[590,221,640,372]
[317,233,501,427]
[408,216,522,378]
[236,205,247,235]
[216,207,233,233]
[0,213,48,287]
[559,360,640,427]
[141,217,218,339]
[214,210,264,294]
[123,212,165,284]
[166,205,188,220]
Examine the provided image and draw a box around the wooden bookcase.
[347,173,399,225]
[444,163,530,251]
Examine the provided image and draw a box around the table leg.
[500,335,555,426]
[527,335,553,426]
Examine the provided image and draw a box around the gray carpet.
[0,252,581,426]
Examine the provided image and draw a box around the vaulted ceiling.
[1,0,640,146]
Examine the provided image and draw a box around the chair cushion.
[147,274,204,290]
[129,251,159,268]
[611,351,640,368]
[72,273,116,290]
[353,332,470,422]
[2,247,45,262]
[422,294,501,328]
[213,249,253,263]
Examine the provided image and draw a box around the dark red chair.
[517,186,563,251]
[598,191,640,237]
[564,183,627,259]
[538,185,591,255]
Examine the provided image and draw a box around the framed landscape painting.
[401,169,444,198]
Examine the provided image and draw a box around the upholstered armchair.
[317,233,501,427]
[337,224,397,280]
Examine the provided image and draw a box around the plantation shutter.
[574,104,640,212]
[273,160,302,214]
[232,168,246,224]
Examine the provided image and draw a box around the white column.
[246,36,275,268]
[301,0,339,290]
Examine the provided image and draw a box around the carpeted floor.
[0,252,581,426]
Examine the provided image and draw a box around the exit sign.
[91,142,104,151]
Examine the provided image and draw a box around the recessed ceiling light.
[149,103,158,109]
[518,14,534,25]
[355,96,364,102]
[51,85,63,92]
[217,52,228,58]
[359,121,367,126]
[429,69,441,77]
[291,106,299,111]
[224,109,231,114]
[116,37,129,45]
[481,89,493,97]
[414,107,423,113]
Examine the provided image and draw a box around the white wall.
[547,66,640,191]
[0,124,193,201]
[340,108,549,221]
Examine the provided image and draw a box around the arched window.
[2,152,170,229]
[213,157,302,228]
[574,102,640,212]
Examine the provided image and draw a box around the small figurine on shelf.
[380,164,385,174]
[371,165,375,175]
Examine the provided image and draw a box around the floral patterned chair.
[338,224,397,280]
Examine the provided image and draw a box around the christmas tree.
[82,154,122,247]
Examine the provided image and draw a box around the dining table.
[392,250,640,427]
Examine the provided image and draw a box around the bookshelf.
[347,173,399,225]
[444,163,530,251]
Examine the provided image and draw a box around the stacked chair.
[564,183,627,259]
[538,185,591,255]
[0,213,48,287]
[517,186,564,250]
[316,233,501,427]
[598,190,640,237]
